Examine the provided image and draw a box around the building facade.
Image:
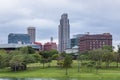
[27,27,36,43]
[43,42,57,51]
[58,13,70,53]
[70,34,85,48]
[0,44,41,51]
[8,33,30,44]
[34,42,43,50]
[79,33,112,52]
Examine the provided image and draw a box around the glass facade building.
[70,38,78,48]
[70,34,85,48]
[8,33,30,44]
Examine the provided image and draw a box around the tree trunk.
[116,57,119,68]
[43,62,44,69]
[48,62,50,67]
[78,60,80,72]
[15,65,16,72]
[66,67,68,75]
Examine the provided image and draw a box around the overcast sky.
[0,0,120,49]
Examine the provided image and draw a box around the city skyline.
[0,0,120,50]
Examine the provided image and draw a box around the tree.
[49,49,58,56]
[114,52,120,68]
[9,54,26,71]
[32,53,41,63]
[24,54,36,64]
[52,54,59,60]
[102,45,113,52]
[20,46,35,54]
[40,51,51,68]
[102,46,114,69]
[115,45,120,68]
[102,50,114,68]
[9,49,36,71]
[63,55,73,75]
[78,53,88,72]
[46,50,57,67]
[89,49,103,68]
[0,50,9,68]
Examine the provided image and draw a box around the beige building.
[27,27,36,43]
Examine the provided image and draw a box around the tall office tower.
[58,13,70,53]
[27,27,36,43]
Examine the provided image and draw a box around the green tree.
[78,53,88,72]
[114,52,120,68]
[89,49,103,67]
[20,46,35,54]
[40,51,51,68]
[102,46,114,69]
[32,53,41,63]
[0,50,9,68]
[115,45,120,68]
[102,50,114,68]
[52,54,59,60]
[9,49,36,71]
[63,55,73,75]
[102,45,113,52]
[49,49,58,56]
[24,54,36,64]
[9,54,26,71]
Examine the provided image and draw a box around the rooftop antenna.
[51,37,53,43]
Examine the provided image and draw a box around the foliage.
[0,50,9,68]
[63,55,73,75]
[9,54,26,71]
[102,45,113,52]
[20,46,35,54]
[40,51,53,68]
[52,54,59,60]
[49,49,58,56]
[32,53,41,63]
[24,54,36,64]
[63,55,73,68]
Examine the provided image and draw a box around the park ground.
[0,60,120,80]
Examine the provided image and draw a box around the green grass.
[0,60,120,80]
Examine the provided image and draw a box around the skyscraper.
[27,27,36,43]
[58,13,70,53]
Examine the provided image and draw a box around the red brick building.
[79,33,112,52]
[43,42,57,51]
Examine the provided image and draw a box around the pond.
[0,78,79,80]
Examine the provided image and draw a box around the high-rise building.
[79,33,112,52]
[58,13,70,52]
[27,27,36,43]
[8,33,30,44]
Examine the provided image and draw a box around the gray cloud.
[0,0,120,49]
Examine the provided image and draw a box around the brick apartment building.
[79,33,112,52]
[43,42,57,51]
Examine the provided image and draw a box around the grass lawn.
[0,60,120,80]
